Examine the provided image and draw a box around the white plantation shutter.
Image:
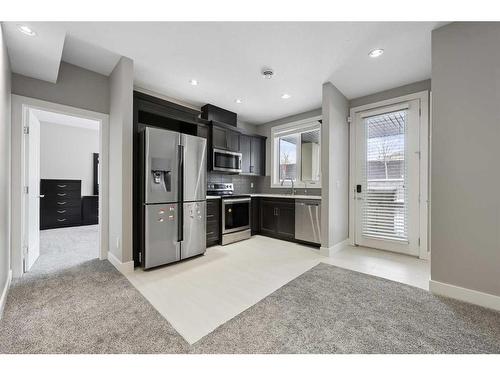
[362,110,408,242]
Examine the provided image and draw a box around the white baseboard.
[107,251,134,275]
[429,279,500,312]
[320,239,350,257]
[0,270,13,319]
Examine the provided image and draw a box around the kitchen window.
[271,117,322,188]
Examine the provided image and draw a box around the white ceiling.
[4,22,444,124]
[31,108,100,130]
[3,22,66,82]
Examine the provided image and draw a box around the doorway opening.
[11,95,109,278]
[349,91,429,260]
[23,109,100,274]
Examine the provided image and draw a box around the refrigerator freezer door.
[181,201,206,259]
[145,127,181,204]
[181,134,207,202]
[145,203,180,269]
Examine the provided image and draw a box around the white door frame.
[11,95,109,277]
[349,90,429,260]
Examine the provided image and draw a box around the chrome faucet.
[281,177,295,195]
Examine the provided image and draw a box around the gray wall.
[431,22,500,296]
[349,79,431,108]
[11,62,109,114]
[0,25,11,311]
[108,57,134,263]
[321,82,349,249]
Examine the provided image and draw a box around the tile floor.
[125,235,429,344]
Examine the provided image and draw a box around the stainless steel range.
[207,183,251,245]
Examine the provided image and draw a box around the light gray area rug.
[192,263,500,354]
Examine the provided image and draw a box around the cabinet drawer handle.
[57,193,67,196]
[207,231,214,235]
[57,210,66,214]
[57,218,67,222]
[207,214,214,218]
[57,185,67,188]
[57,201,67,205]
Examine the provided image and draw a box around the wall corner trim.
[429,279,500,312]
[0,270,13,319]
[319,239,350,257]
[107,251,134,275]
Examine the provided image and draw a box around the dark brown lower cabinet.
[206,199,221,246]
[258,198,295,240]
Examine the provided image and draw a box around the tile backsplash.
[207,173,321,196]
[208,173,259,194]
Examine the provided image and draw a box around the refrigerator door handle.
[178,144,184,242]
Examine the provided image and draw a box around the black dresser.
[82,195,98,225]
[40,179,82,229]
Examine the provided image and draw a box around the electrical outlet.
[250,182,254,188]
[116,237,120,249]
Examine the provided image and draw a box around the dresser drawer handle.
[207,214,214,218]
[57,202,67,205]
[57,210,66,214]
[57,185,67,188]
[57,218,67,222]
[57,193,67,196]
[207,231,214,235]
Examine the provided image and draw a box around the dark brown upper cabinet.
[240,134,265,176]
[212,125,240,152]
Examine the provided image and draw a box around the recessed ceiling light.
[368,48,384,58]
[235,99,243,104]
[189,79,198,86]
[281,93,291,99]
[17,24,37,37]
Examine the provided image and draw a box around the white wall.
[40,122,99,196]
[0,24,12,314]
[431,22,500,297]
[108,57,134,264]
[321,82,349,251]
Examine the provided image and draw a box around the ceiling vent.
[261,68,274,79]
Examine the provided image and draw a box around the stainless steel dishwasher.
[295,199,321,244]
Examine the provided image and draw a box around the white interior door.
[354,100,420,255]
[24,109,41,271]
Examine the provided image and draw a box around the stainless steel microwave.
[213,148,242,173]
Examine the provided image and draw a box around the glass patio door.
[354,100,420,255]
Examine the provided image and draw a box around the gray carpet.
[0,226,189,353]
[35,225,100,274]
[192,263,500,354]
[1,229,500,353]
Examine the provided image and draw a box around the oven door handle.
[223,198,251,204]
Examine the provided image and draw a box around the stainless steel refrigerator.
[140,127,207,269]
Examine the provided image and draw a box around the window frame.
[270,116,322,189]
